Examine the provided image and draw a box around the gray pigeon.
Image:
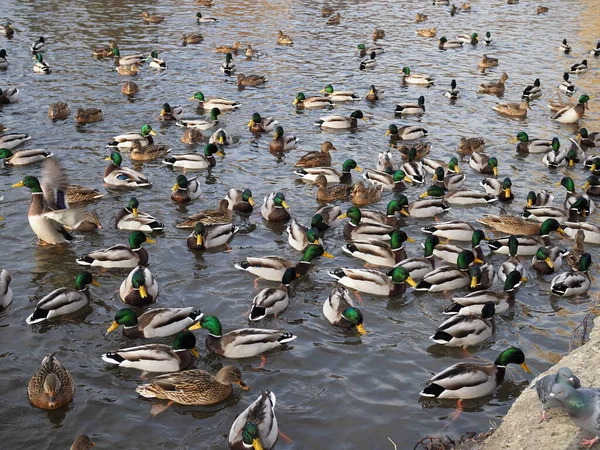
[550,383,600,448]
[534,367,581,422]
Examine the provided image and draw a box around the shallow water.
[1,0,600,448]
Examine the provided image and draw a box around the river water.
[1,0,599,448]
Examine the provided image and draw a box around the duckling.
[365,85,384,101]
[30,37,46,54]
[415,13,428,22]
[141,11,165,23]
[559,38,572,53]
[276,30,293,46]
[372,29,385,40]
[237,73,268,87]
[445,79,459,99]
[248,112,278,133]
[351,182,383,206]
[478,54,499,68]
[181,128,204,144]
[269,126,298,152]
[214,42,242,54]
[493,99,529,117]
[522,78,542,100]
[159,103,183,121]
[293,92,333,109]
[294,141,335,168]
[196,12,217,23]
[148,50,166,70]
[478,72,508,95]
[181,33,203,46]
[171,175,201,204]
[439,36,463,50]
[569,59,588,74]
[116,63,139,76]
[48,102,70,120]
[220,52,236,76]
[401,67,433,85]
[359,52,377,70]
[315,175,351,201]
[75,108,103,124]
[131,140,171,162]
[33,53,51,74]
[327,13,341,25]
[417,27,437,38]
[261,192,290,222]
[395,96,426,115]
[121,81,139,95]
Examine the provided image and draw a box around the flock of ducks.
[1,0,600,448]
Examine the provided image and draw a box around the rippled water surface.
[1,0,600,448]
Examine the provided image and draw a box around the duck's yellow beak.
[292,98,299,105]
[385,130,391,136]
[470,276,478,288]
[493,166,498,176]
[91,280,101,287]
[196,234,203,246]
[509,137,518,144]
[474,257,484,264]
[104,156,112,161]
[557,227,566,235]
[319,88,326,93]
[583,182,590,189]
[190,348,200,358]
[12,181,24,188]
[454,166,461,173]
[247,120,254,127]
[172,183,179,191]
[419,192,429,198]
[432,174,439,182]
[404,175,413,182]
[590,165,597,172]
[218,136,224,144]
[520,362,531,373]
[138,285,147,298]
[400,209,410,217]
[526,199,533,207]
[406,237,416,243]
[188,322,202,331]
[145,237,156,244]
[106,321,120,334]
[188,96,195,101]
[216,150,225,157]
[248,197,255,206]
[281,200,290,209]
[160,110,166,116]
[355,165,363,172]
[504,188,511,198]
[132,207,138,218]
[252,438,264,450]
[406,276,417,287]
[545,257,554,269]
[356,323,368,335]
[554,181,562,187]
[150,130,157,136]
[337,213,348,219]
[322,251,334,258]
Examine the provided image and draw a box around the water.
[1,0,599,448]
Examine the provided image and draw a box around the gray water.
[1,0,599,448]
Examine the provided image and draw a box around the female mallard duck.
[267,126,296,152]
[177,199,232,228]
[224,188,255,213]
[359,52,377,70]
[578,128,600,147]
[563,221,600,244]
[171,175,201,204]
[102,331,198,373]
[187,222,238,250]
[0,269,13,309]
[565,230,585,269]
[276,30,293,45]
[190,91,240,111]
[550,253,592,297]
[559,72,575,95]
[422,220,475,242]
[430,229,487,264]
[326,12,341,25]
[181,128,204,144]
[108,124,156,150]
[351,182,383,206]
[315,175,352,201]
[296,159,362,183]
[293,92,333,109]
[419,347,530,400]
[181,33,204,46]
[415,13,428,22]
[163,144,222,170]
[363,168,411,191]
[260,192,290,222]
[159,103,182,121]
[26,272,99,324]
[248,113,278,133]
[478,72,508,95]
[511,132,554,154]
[531,246,567,275]
[136,366,248,410]
[220,52,236,75]
[190,315,297,358]
[249,268,297,321]
[287,220,321,252]
[104,151,150,187]
[147,50,166,69]
[71,435,94,450]
[75,108,103,124]
[320,84,360,102]
[119,266,158,305]
[386,124,427,141]
[315,110,364,129]
[28,353,74,410]
[209,128,234,146]
[438,36,463,50]
[121,81,139,95]
[177,107,221,131]
[0,22,14,37]
[76,231,154,268]
[341,230,413,267]
[235,244,333,281]
[0,148,52,166]
[477,214,540,235]
[294,141,335,168]
[215,42,242,53]
[498,236,524,282]
[229,391,279,450]
[116,63,139,76]
[487,219,565,256]
[237,73,268,87]
[430,302,495,348]
[329,266,416,297]
[570,59,588,74]
[478,54,498,69]
[339,207,396,240]
[130,140,170,162]
[522,78,542,100]
[365,84,384,101]
[415,250,480,292]
[33,53,51,74]
[48,101,69,119]
[445,79,460,99]
[550,95,592,124]
[457,137,485,154]
[401,67,433,85]
[493,99,529,117]
[115,196,164,232]
[323,287,367,334]
[0,86,18,104]
[141,10,165,23]
[395,96,426,115]
[372,28,385,40]
[417,27,437,38]
[107,307,203,338]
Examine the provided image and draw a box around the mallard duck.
[0,148,52,166]
[189,91,240,111]
[468,263,495,291]
[260,192,290,222]
[235,244,332,281]
[171,175,201,204]
[563,222,600,245]
[320,84,360,102]
[531,246,567,275]
[276,30,293,45]
[590,42,600,56]
[108,124,156,150]
[177,107,221,131]
[163,144,222,170]
[106,307,203,338]
[429,229,487,264]
[550,94,592,124]
[0,269,13,309]
[438,36,463,50]
[181,33,203,46]
[196,12,217,23]
[314,206,343,230]
[224,188,254,213]
[395,96,426,115]
[315,175,352,201]
[33,53,51,74]
[457,33,478,44]
[209,128,234,146]
[487,219,565,256]
[498,236,525,282]
[363,168,411,191]
[115,196,164,232]
[537,5,549,13]
[296,159,362,184]
[147,50,167,70]
[41,207,101,233]
[249,268,297,321]
[578,128,600,147]
[0,87,16,106]
[136,366,248,408]
[190,315,297,358]
[103,151,150,187]
[326,12,341,25]
[386,124,427,141]
[477,214,541,235]
[177,199,232,229]
[480,177,513,201]
[237,73,268,87]
[357,44,384,57]
[478,54,498,68]
[351,182,383,206]
[47,101,69,120]
[542,138,567,168]
[322,6,334,15]
[141,10,165,23]
[294,142,335,168]
[0,132,30,149]
[522,206,566,223]
[565,229,585,268]
[422,220,475,242]
[550,253,592,296]
[329,266,416,297]
[431,167,466,191]
[525,190,554,207]
[102,331,198,373]
[570,59,588,74]
[187,222,238,250]
[76,231,154,268]
[372,28,385,40]
[119,266,158,306]
[559,72,575,94]
[293,92,333,109]
[400,194,450,218]
[215,42,242,53]
[25,272,98,324]
[159,103,182,121]
[376,151,393,172]
[522,78,542,100]
[393,236,439,281]
[478,72,508,95]
[359,51,377,71]
[417,27,437,38]
[395,142,431,161]
[121,81,139,95]
[116,63,139,76]
[340,203,399,232]
[229,391,279,450]
[92,41,118,58]
[557,176,595,213]
[110,47,145,66]
[493,99,529,117]
[315,110,365,129]
[220,52,236,75]
[415,250,480,292]
[510,131,554,154]
[445,79,460,99]
[0,22,14,37]
[181,128,204,144]
[28,353,74,410]
[0,49,8,69]
[420,347,530,400]
[248,113,278,133]
[341,230,413,267]
[286,220,321,252]
[415,13,428,22]
[130,140,170,162]
[431,302,495,347]
[323,287,367,334]
[70,435,94,450]
[401,67,433,85]
[75,108,103,124]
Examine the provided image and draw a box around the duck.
[415,13,428,22]
[363,168,411,191]
[130,140,171,162]
[171,175,201,204]
[582,176,600,197]
[214,42,242,53]
[511,132,553,154]
[376,151,394,172]
[315,175,352,201]
[478,54,498,68]
[119,266,158,306]
[115,197,164,232]
[75,108,103,124]
[422,220,475,242]
[542,138,567,168]
[196,12,218,23]
[359,52,377,70]
[159,103,182,121]
[438,36,463,50]
[386,124,427,141]
[562,222,600,245]
[110,47,145,66]
[430,302,495,347]
[106,307,203,338]
[103,151,150,187]
[92,41,118,58]
[537,5,549,13]
[189,91,240,111]
[0,148,52,166]
[570,60,588,74]
[478,72,508,95]
[293,92,333,109]
[77,230,154,268]
[286,220,321,252]
[47,101,69,119]
[550,94,592,124]
[136,366,248,409]
[372,28,385,40]
[526,190,554,207]
[177,200,232,229]
[0,49,7,69]
[70,435,94,450]
[487,219,565,256]
[351,182,383,206]
[590,42,600,56]
[395,96,426,115]
[315,110,365,129]
[248,113,278,133]
[401,194,450,218]
[456,33,478,45]
[25,272,99,324]
[180,128,204,144]
[141,10,165,23]
[357,44,384,57]
[395,142,431,161]
[187,222,238,251]
[320,84,360,102]
[415,250,481,292]
[401,67,433,85]
[295,159,362,183]
[477,214,542,235]
[121,81,139,95]
[207,126,232,146]
[32,53,51,74]
[220,52,236,75]
[266,126,297,152]
[417,27,437,38]
[329,266,416,297]
[429,229,487,264]
[224,188,255,213]
[115,63,139,76]
[237,73,268,87]
[578,128,600,147]
[260,192,290,222]
[177,107,221,131]
[276,30,293,45]
[0,269,13,309]
[0,22,14,37]
[323,287,367,334]
[315,208,342,231]
[190,315,297,358]
[550,253,592,297]
[181,33,204,46]
[341,230,413,267]
[148,50,166,69]
[498,236,525,282]
[445,79,460,99]
[339,207,397,240]
[228,391,279,450]
[531,246,567,275]
[294,141,335,167]
[419,347,530,400]
[249,268,297,321]
[0,87,18,104]
[565,230,586,268]
[559,73,576,95]
[0,132,30,149]
[28,353,74,410]
[557,176,594,213]
[163,144,223,170]
[326,12,341,25]
[522,78,542,100]
[431,167,466,191]
[108,124,156,150]
[493,100,529,117]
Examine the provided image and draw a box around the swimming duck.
[196,12,218,23]
[108,124,156,150]
[430,302,495,348]
[350,182,383,206]
[228,391,279,450]
[401,67,434,85]
[429,229,487,264]
[315,175,352,201]
[249,268,297,321]
[0,50,8,69]
[498,236,525,282]
[130,140,170,162]
[115,197,164,232]
[276,30,293,45]
[224,188,255,213]
[28,353,74,410]
[103,331,198,373]
[323,287,367,334]
[146,50,166,70]
[314,208,342,231]
[0,148,52,166]
[569,59,588,74]
[0,269,13,309]
[562,222,600,245]
[47,101,69,119]
[103,151,150,187]
[376,151,394,172]
[187,222,238,251]
[558,38,571,53]
[339,207,397,240]
[268,126,297,151]
[511,132,553,154]
[457,33,478,44]
[237,73,268,87]
[395,96,426,115]
[417,28,437,38]
[286,220,321,252]
[431,167,465,191]
[26,272,99,324]
[248,113,278,133]
[110,48,145,66]
[439,36,463,50]
[341,230,413,267]
[522,78,542,100]
[477,213,541,235]
[578,128,600,147]
[478,72,508,95]
[163,144,223,170]
[402,194,450,218]
[177,200,232,229]
[550,94,592,124]
[363,168,411,191]
[415,13,428,22]
[171,175,201,204]
[357,44,384,57]
[492,99,529,117]
[478,54,498,68]
[121,81,139,95]
[395,142,431,161]
[559,73,575,94]
[71,435,94,450]
[0,87,18,104]
[359,51,377,70]
[326,12,341,25]
[537,5,549,13]
[415,250,481,292]
[550,253,592,297]
[181,33,204,46]
[116,63,139,76]
[531,246,567,275]
[329,266,416,297]
[106,307,203,338]
[177,107,221,131]
[292,92,333,109]
[445,79,459,99]
[320,84,360,102]
[422,220,475,242]
[180,128,204,144]
[372,28,385,40]
[77,230,154,268]
[582,176,600,197]
[190,91,240,111]
[260,192,290,222]
[141,10,165,23]
[525,190,554,207]
[214,42,242,54]
[488,219,565,256]
[542,138,566,168]
[220,52,236,75]
[294,141,335,168]
[119,266,158,306]
[0,22,14,37]
[315,110,365,129]
[557,176,594,213]
[0,133,30,149]
[295,158,362,183]
[159,103,182,121]
[386,124,427,141]
[33,53,51,74]
[75,108,103,124]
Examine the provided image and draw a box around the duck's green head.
[578,253,592,272]
[320,84,334,94]
[193,222,206,246]
[171,331,199,356]
[392,170,411,184]
[241,422,262,449]
[578,128,589,139]
[504,270,523,292]
[513,131,529,143]
[420,184,445,198]
[386,124,398,136]
[342,159,362,173]
[204,143,223,157]
[407,146,418,162]
[401,66,411,76]
[570,197,589,217]
[577,94,592,104]
[551,137,560,152]
[0,148,13,159]
[556,176,575,193]
[293,92,306,105]
[281,267,299,285]
[457,250,480,270]
[141,124,156,136]
[174,174,190,190]
[248,112,262,127]
[150,50,159,59]
[417,96,425,106]
[12,175,42,192]
[486,31,491,38]
[439,36,448,44]
[539,218,565,237]
[423,235,440,257]
[396,194,410,216]
[502,177,512,198]
[209,107,221,121]
[339,206,361,225]
[128,230,154,249]
[306,227,321,246]
[189,314,222,336]
[471,33,478,40]
[494,347,530,372]
[389,266,417,287]
[161,103,172,116]
[357,44,367,50]
[386,199,404,216]
[583,176,599,190]
[35,53,44,63]
[487,157,498,176]
[507,235,519,257]
[342,306,367,334]
[111,48,121,57]
[0,49,6,58]
[310,214,324,229]
[127,197,140,217]
[468,265,483,288]
[241,189,254,204]
[390,229,413,249]
[107,308,138,333]
[131,269,148,297]
[190,91,205,102]
[448,157,459,173]
[481,301,495,319]
[302,243,334,262]
[273,126,284,139]
[472,229,486,247]
[526,191,537,207]
[105,151,122,167]
[535,247,554,269]
[432,166,446,182]
[350,110,364,120]
[75,271,100,290]
[273,192,289,209]
[225,52,233,63]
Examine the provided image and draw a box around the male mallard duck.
[76,231,154,268]
[159,103,182,121]
[177,107,221,131]
[147,50,166,69]
[422,220,475,242]
[386,124,427,141]
[430,168,466,192]
[224,188,255,213]
[445,79,460,99]
[136,366,248,409]
[106,307,203,338]
[187,222,238,250]
[401,67,433,85]
[130,140,170,162]
[209,128,234,146]
[119,266,158,306]
[419,347,530,400]
[363,168,411,191]
[525,190,554,207]
[190,315,297,358]
[48,101,69,119]
[26,272,99,324]
[248,113,277,133]
[260,192,290,222]
[417,27,437,38]
[181,33,203,46]
[237,73,267,87]
[235,244,332,281]
[171,175,201,204]
[276,30,293,45]
[395,96,426,115]
[0,148,52,166]
[570,59,588,74]
[550,253,592,297]
[559,72,575,94]
[531,246,567,275]
[341,230,413,267]
[315,110,365,129]
[0,133,30,149]
[115,196,164,232]
[229,391,279,450]
[108,124,156,150]
[522,78,542,100]
[294,141,335,168]
[75,108,103,124]
[400,194,450,218]
[339,207,396,240]
[542,138,567,168]
[296,159,362,183]
[563,222,600,245]
[286,220,321,252]
[196,12,217,23]
[351,182,383,206]
[102,331,198,373]
[177,199,232,228]
[550,94,592,124]
[359,51,377,71]
[190,92,240,111]
[415,250,480,292]
[556,176,594,213]
[110,47,145,66]
[323,287,367,334]
[438,36,463,50]
[104,151,150,187]
[329,266,416,297]
[357,44,384,57]
[364,84,384,102]
[493,99,529,117]
[429,229,487,264]
[0,22,14,37]
[293,92,333,109]
[487,219,565,256]
[0,86,18,104]
[315,174,352,201]
[249,268,297,321]
[92,41,118,58]
[590,42,600,56]
[0,269,13,309]
[578,128,600,147]
[28,353,74,410]
[498,236,525,282]
[521,206,566,223]
[220,52,236,76]
[393,236,439,281]
[511,131,553,154]
[71,435,94,450]
[431,302,495,347]
[141,10,165,23]
[457,33,477,44]
[319,84,360,102]
[163,144,222,170]
[33,53,51,74]
[478,73,508,95]
[478,54,498,69]
[215,42,242,53]
[266,126,296,152]
[116,63,139,76]
[415,13,428,22]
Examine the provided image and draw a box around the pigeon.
[534,367,581,422]
[550,383,600,448]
